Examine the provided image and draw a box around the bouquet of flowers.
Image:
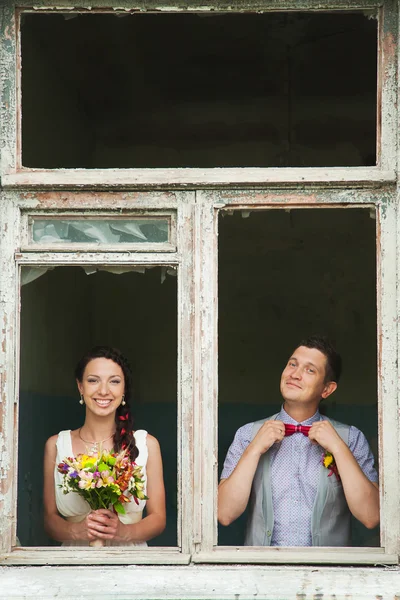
[58,448,147,546]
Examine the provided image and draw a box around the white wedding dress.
[55,429,148,547]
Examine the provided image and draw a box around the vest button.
[267,530,271,537]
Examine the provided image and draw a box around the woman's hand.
[85,509,123,542]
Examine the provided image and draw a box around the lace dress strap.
[133,430,148,470]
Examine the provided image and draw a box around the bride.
[43,346,166,546]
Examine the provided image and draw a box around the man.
[218,335,379,547]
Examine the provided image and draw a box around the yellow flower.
[323,453,334,468]
[78,455,88,468]
[79,454,96,469]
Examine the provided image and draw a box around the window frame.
[0,191,196,565]
[3,0,396,181]
[193,190,399,565]
[0,0,398,571]
[21,210,177,252]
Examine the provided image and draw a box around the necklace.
[78,428,114,454]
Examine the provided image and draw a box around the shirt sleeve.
[220,422,253,480]
[348,426,378,483]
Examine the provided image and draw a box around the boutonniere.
[322,451,341,482]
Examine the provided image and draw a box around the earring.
[121,395,126,406]
[79,394,84,405]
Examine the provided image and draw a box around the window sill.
[0,547,189,565]
[0,563,399,600]
[192,546,398,565]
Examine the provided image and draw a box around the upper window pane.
[21,12,377,169]
[30,218,170,245]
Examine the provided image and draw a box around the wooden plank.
[1,168,396,190]
[10,1,383,11]
[378,1,398,171]
[176,193,196,555]
[15,252,180,265]
[192,549,398,564]
[14,190,179,209]
[1,549,191,566]
[210,188,394,206]
[377,200,399,555]
[20,243,176,253]
[0,199,19,554]
[192,198,203,547]
[196,193,219,552]
[0,5,17,173]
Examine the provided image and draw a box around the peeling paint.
[8,0,386,10]
[0,5,17,172]
[382,31,396,86]
[0,0,400,594]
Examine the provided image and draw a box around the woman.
[43,346,166,546]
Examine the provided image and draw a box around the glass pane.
[31,219,169,245]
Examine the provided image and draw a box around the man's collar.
[278,405,321,426]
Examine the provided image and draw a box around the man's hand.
[308,420,345,454]
[249,420,285,456]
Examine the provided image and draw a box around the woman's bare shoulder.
[45,434,58,448]
[146,434,161,453]
[44,434,58,460]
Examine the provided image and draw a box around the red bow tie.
[284,424,311,437]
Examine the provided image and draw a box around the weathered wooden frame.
[194,190,399,565]
[0,190,196,565]
[0,0,399,597]
[0,0,396,182]
[21,210,177,252]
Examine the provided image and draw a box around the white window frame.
[0,0,398,577]
[21,210,177,252]
[0,191,196,565]
[193,191,399,565]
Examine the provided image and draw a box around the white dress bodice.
[55,429,148,547]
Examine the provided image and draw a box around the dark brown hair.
[75,346,138,461]
[297,335,342,383]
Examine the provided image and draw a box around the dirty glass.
[30,218,169,245]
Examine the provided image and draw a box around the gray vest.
[244,414,351,547]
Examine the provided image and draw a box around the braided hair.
[74,346,138,461]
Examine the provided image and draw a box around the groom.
[218,335,379,546]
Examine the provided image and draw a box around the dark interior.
[18,267,178,547]
[218,207,379,547]
[21,11,377,168]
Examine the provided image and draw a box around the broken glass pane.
[31,218,169,245]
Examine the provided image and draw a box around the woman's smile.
[93,398,113,407]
